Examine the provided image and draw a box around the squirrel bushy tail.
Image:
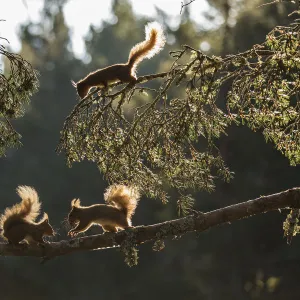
[0,186,41,232]
[104,185,140,225]
[128,22,166,77]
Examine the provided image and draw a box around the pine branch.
[0,187,299,261]
[57,18,300,201]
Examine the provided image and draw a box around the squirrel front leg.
[68,220,92,237]
[26,234,46,245]
[33,237,48,248]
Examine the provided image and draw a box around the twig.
[180,0,196,14]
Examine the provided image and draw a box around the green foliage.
[177,194,195,217]
[58,15,299,206]
[120,231,139,267]
[0,36,39,156]
[152,239,165,251]
[0,121,21,156]
[228,20,300,165]
[283,208,300,244]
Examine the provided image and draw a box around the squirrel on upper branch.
[67,184,140,237]
[0,186,55,245]
[72,22,166,99]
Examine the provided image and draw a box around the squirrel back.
[128,22,166,77]
[0,186,40,233]
[104,185,140,225]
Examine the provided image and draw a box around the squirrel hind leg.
[6,239,20,246]
[118,219,132,230]
[102,225,118,232]
[7,237,25,246]
[4,228,25,245]
[126,74,137,82]
[99,81,108,88]
[116,70,137,83]
[129,76,137,85]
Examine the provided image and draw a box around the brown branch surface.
[0,187,300,260]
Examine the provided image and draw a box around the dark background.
[0,0,299,299]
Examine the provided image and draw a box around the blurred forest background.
[1,0,300,299]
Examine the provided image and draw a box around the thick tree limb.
[1,187,300,260]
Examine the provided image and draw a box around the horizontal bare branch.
[1,187,300,261]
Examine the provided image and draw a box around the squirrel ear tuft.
[71,80,77,87]
[71,198,80,207]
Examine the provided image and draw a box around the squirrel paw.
[68,230,79,238]
[38,240,50,247]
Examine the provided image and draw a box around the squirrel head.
[39,213,55,237]
[68,199,81,227]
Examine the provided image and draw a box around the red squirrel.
[67,184,140,236]
[0,186,55,245]
[72,22,166,98]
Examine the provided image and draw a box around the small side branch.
[0,187,299,260]
[180,0,196,14]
